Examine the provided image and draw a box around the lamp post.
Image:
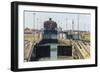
[78,14,80,40]
[72,19,74,40]
[33,13,36,43]
[66,17,68,39]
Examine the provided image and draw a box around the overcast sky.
[24,11,91,31]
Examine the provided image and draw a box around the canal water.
[50,44,58,60]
